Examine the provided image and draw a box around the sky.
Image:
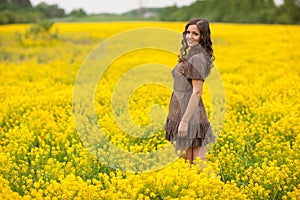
[30,0,284,15]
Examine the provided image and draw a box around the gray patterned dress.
[164,44,216,149]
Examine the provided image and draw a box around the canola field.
[0,22,299,199]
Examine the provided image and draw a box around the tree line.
[160,0,300,24]
[0,0,86,24]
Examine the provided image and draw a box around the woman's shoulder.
[187,53,211,68]
[185,50,213,80]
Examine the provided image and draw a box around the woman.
[164,18,216,165]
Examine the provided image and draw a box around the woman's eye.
[186,30,199,36]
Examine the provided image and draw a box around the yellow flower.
[0,22,299,199]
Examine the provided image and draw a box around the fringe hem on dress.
[164,118,215,147]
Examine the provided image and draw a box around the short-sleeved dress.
[164,44,216,149]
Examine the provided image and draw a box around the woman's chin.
[188,44,197,47]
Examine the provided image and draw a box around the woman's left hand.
[178,120,188,137]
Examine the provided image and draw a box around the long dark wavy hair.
[179,18,215,61]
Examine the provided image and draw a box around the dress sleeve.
[184,54,209,81]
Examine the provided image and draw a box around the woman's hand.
[178,120,188,137]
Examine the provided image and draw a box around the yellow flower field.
[0,22,299,199]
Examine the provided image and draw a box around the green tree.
[159,5,178,21]
[10,0,32,9]
[69,8,87,17]
[278,0,300,23]
[35,2,65,18]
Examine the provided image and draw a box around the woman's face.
[185,24,201,47]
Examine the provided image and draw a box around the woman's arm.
[178,79,203,137]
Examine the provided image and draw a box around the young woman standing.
[164,18,216,165]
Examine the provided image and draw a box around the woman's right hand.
[178,120,188,137]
